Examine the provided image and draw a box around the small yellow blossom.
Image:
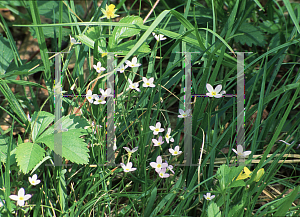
[101,4,119,19]
[234,167,265,182]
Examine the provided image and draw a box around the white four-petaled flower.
[0,199,5,207]
[165,128,174,143]
[158,168,170,178]
[152,136,164,146]
[128,79,141,92]
[150,156,168,173]
[120,162,137,173]
[142,77,155,88]
[206,83,226,98]
[149,122,164,135]
[166,163,175,174]
[125,57,141,68]
[70,35,81,46]
[178,109,192,118]
[123,147,139,154]
[232,144,251,157]
[169,146,182,156]
[152,32,167,41]
[93,61,106,73]
[99,88,113,98]
[9,188,32,206]
[116,64,128,73]
[29,174,40,186]
[204,192,215,201]
[93,95,106,105]
[86,90,94,103]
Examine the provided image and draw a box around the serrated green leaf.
[37,114,90,139]
[15,142,45,174]
[259,20,280,34]
[208,202,221,217]
[31,111,55,142]
[228,203,244,217]
[0,35,14,75]
[109,16,143,48]
[234,22,266,47]
[35,129,89,164]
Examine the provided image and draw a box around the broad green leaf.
[35,129,89,164]
[0,35,14,75]
[273,186,300,216]
[36,0,69,22]
[29,26,70,39]
[15,142,45,174]
[234,22,266,47]
[259,20,280,34]
[229,180,245,188]
[109,16,143,48]
[36,114,90,139]
[208,202,221,217]
[4,60,45,77]
[112,41,151,55]
[31,111,55,142]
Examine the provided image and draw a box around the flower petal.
[206,83,214,93]
[215,85,222,93]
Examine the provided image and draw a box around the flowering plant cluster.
[8,174,40,206]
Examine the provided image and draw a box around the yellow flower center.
[211,91,216,95]
[126,168,129,171]
[157,164,161,168]
[146,82,150,85]
[157,142,161,145]
[155,129,159,132]
[97,67,100,71]
[174,151,178,155]
[182,114,186,117]
[166,135,169,138]
[19,196,24,201]
[207,196,210,200]
[88,96,92,99]
[31,180,35,184]
[160,173,163,176]
[131,64,135,67]
[102,53,107,57]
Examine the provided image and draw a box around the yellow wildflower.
[234,167,265,182]
[253,168,265,182]
[101,4,119,19]
[235,167,251,181]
